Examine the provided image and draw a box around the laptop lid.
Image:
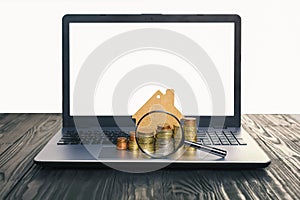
[63,14,241,129]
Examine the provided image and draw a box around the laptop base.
[34,127,271,169]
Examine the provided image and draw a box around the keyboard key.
[220,140,230,145]
[203,138,211,145]
[224,131,233,136]
[212,141,221,145]
[203,141,212,145]
[229,140,239,145]
[220,138,230,145]
[227,137,235,141]
[210,135,218,139]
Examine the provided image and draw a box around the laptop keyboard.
[197,130,246,145]
[57,130,129,145]
[57,129,246,146]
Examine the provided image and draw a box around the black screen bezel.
[63,14,241,128]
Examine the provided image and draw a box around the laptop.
[34,14,271,170]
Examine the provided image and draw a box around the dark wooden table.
[0,114,299,200]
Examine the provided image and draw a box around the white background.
[69,23,234,116]
[0,0,299,114]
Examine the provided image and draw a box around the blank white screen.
[69,22,235,116]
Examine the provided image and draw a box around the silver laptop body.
[34,14,270,169]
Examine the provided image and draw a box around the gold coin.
[156,135,173,139]
[184,127,197,131]
[138,137,155,144]
[184,133,197,137]
[137,127,154,137]
[137,132,154,138]
[156,132,173,139]
[139,143,154,147]
[129,131,136,141]
[117,137,127,143]
[185,139,197,142]
[156,129,173,134]
[128,140,137,145]
[184,131,196,134]
[128,141,139,151]
[185,135,197,140]
[116,137,128,150]
[183,117,196,126]
[185,146,197,151]
[185,134,196,141]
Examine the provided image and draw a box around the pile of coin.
[183,117,197,151]
[128,131,139,151]
[173,125,182,146]
[137,128,155,153]
[116,137,127,150]
[155,124,175,156]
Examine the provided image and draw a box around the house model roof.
[132,89,183,128]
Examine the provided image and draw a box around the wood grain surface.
[0,114,299,200]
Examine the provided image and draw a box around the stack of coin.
[173,125,183,148]
[156,124,173,138]
[155,124,175,156]
[183,117,197,151]
[116,137,127,150]
[128,131,139,151]
[137,128,155,153]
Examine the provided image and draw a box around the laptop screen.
[69,22,235,117]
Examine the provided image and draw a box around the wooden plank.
[0,114,61,199]
[0,114,299,200]
[243,114,300,127]
[0,114,55,154]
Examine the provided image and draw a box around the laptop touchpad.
[98,147,145,160]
